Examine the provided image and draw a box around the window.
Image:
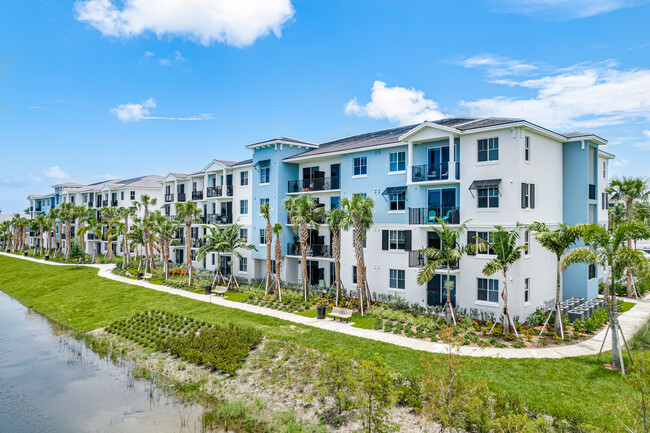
[524,230,530,255]
[477,188,499,208]
[588,264,596,280]
[259,229,266,245]
[120,191,124,200]
[353,157,367,176]
[166,185,171,194]
[260,198,269,207]
[239,257,248,272]
[191,249,196,261]
[524,278,530,303]
[211,254,215,266]
[389,230,405,250]
[477,232,494,255]
[521,183,536,209]
[330,196,340,210]
[524,137,530,161]
[240,228,248,242]
[389,191,406,211]
[602,162,606,179]
[389,151,406,172]
[478,278,499,303]
[352,266,357,284]
[240,200,248,215]
[477,137,499,162]
[602,192,606,210]
[241,171,249,186]
[130,191,135,200]
[389,269,405,289]
[192,181,197,191]
[260,166,270,184]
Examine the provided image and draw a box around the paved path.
[3,251,649,359]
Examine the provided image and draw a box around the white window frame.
[388,230,405,250]
[389,192,406,211]
[477,188,499,208]
[260,166,270,184]
[477,278,499,303]
[259,229,266,245]
[524,136,530,161]
[524,277,530,304]
[389,151,406,173]
[241,171,249,186]
[239,228,248,242]
[239,257,248,273]
[353,157,367,176]
[524,230,530,256]
[477,137,499,162]
[240,200,248,215]
[389,269,405,289]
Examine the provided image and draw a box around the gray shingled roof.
[114,174,163,188]
[52,181,85,188]
[229,158,252,167]
[452,117,522,130]
[562,131,596,138]
[247,136,315,148]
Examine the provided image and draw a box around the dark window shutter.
[521,183,527,209]
[382,230,389,250]
[404,230,412,251]
[467,231,476,255]
[530,184,535,209]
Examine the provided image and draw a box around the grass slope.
[0,255,636,429]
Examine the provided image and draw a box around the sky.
[1,0,650,213]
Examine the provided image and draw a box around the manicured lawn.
[0,255,637,430]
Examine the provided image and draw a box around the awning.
[468,179,501,190]
[253,159,271,172]
[381,186,407,196]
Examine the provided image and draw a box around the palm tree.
[113,207,135,268]
[340,194,374,314]
[528,222,585,338]
[260,202,273,294]
[134,194,158,272]
[325,208,346,305]
[197,224,227,286]
[127,217,146,265]
[606,176,650,297]
[0,221,11,250]
[100,206,120,262]
[73,206,89,254]
[199,223,257,289]
[77,217,103,262]
[475,223,527,336]
[47,208,60,256]
[609,203,625,228]
[28,219,40,254]
[416,218,473,324]
[563,222,650,372]
[284,194,325,302]
[105,221,127,265]
[57,203,75,260]
[175,201,203,286]
[35,214,51,256]
[272,223,283,301]
[152,215,178,279]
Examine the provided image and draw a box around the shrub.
[354,355,398,433]
[317,348,355,414]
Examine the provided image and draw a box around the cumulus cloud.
[613,158,629,167]
[460,54,537,77]
[74,0,295,47]
[43,166,69,179]
[345,81,446,125]
[110,98,214,122]
[496,0,648,19]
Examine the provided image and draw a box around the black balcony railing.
[192,190,203,200]
[408,207,460,225]
[287,176,340,193]
[408,250,459,269]
[205,185,232,198]
[190,238,205,248]
[286,243,331,258]
[111,200,118,207]
[206,186,218,198]
[165,193,174,202]
[203,213,232,224]
[225,185,233,197]
[412,162,459,182]
[102,200,108,207]
[589,184,596,200]
[177,193,186,202]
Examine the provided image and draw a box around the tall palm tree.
[325,208,346,305]
[134,195,158,272]
[152,215,178,279]
[563,222,650,372]
[77,217,103,262]
[105,221,127,265]
[197,223,227,286]
[475,223,527,336]
[28,219,40,254]
[606,176,650,297]
[284,194,325,302]
[58,203,76,260]
[116,207,136,268]
[127,217,146,265]
[100,206,120,262]
[340,194,374,314]
[416,218,473,324]
[35,214,51,256]
[199,223,257,289]
[0,221,11,250]
[47,208,60,256]
[260,202,273,293]
[528,222,585,338]
[609,203,625,229]
[272,223,283,301]
[175,201,202,286]
[73,206,89,254]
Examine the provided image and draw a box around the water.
[0,291,218,433]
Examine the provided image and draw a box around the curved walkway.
[3,251,649,359]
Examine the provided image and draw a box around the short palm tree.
[105,221,127,265]
[152,215,178,279]
[100,206,120,262]
[134,195,158,272]
[175,201,203,286]
[0,221,11,250]
[272,223,283,301]
[606,176,650,297]
[284,194,325,302]
[476,223,527,336]
[115,207,135,267]
[609,203,625,229]
[528,222,585,338]
[28,219,39,254]
[197,224,228,286]
[127,218,146,265]
[77,217,103,262]
[73,205,88,254]
[416,218,473,324]
[325,208,346,305]
[340,194,374,314]
[260,202,273,293]
[59,203,75,260]
[562,222,650,372]
[47,208,60,256]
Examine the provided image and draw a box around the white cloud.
[613,158,628,166]
[144,51,154,57]
[496,0,648,19]
[43,166,69,179]
[74,0,295,48]
[345,81,446,125]
[460,54,537,77]
[644,130,650,138]
[110,97,214,122]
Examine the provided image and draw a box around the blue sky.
[1,0,650,212]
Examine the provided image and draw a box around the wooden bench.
[143,273,153,281]
[329,307,353,322]
[212,286,228,296]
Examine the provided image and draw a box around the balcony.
[192,190,204,200]
[408,207,460,225]
[165,193,174,202]
[589,184,596,200]
[111,200,118,207]
[412,162,459,182]
[205,185,233,198]
[87,201,93,208]
[203,213,233,225]
[288,176,340,193]
[177,193,186,202]
[173,237,185,246]
[102,200,108,207]
[207,186,218,198]
[286,243,331,258]
[190,238,205,248]
[408,250,459,269]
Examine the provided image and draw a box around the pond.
[0,290,226,433]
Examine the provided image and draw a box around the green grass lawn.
[0,254,638,430]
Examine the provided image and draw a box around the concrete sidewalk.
[3,251,649,359]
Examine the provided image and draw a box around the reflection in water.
[0,291,225,433]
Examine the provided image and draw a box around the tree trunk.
[555,257,563,337]
[300,222,309,301]
[332,230,342,304]
[39,228,44,256]
[186,219,193,286]
[65,219,71,261]
[124,217,131,268]
[57,219,63,257]
[445,265,454,324]
[502,272,513,335]
[107,219,114,262]
[265,221,272,281]
[352,222,367,313]
[627,238,634,297]
[275,236,282,301]
[607,263,621,370]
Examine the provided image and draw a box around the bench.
[143,273,153,281]
[329,307,353,322]
[212,286,228,296]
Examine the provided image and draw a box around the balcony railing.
[102,200,108,207]
[287,176,340,193]
[205,185,233,198]
[408,207,460,225]
[177,193,186,202]
[192,190,204,200]
[286,243,331,258]
[203,213,233,225]
[190,238,205,248]
[589,184,596,200]
[408,250,459,269]
[165,193,174,202]
[412,162,459,182]
[111,200,118,207]
[172,237,185,246]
